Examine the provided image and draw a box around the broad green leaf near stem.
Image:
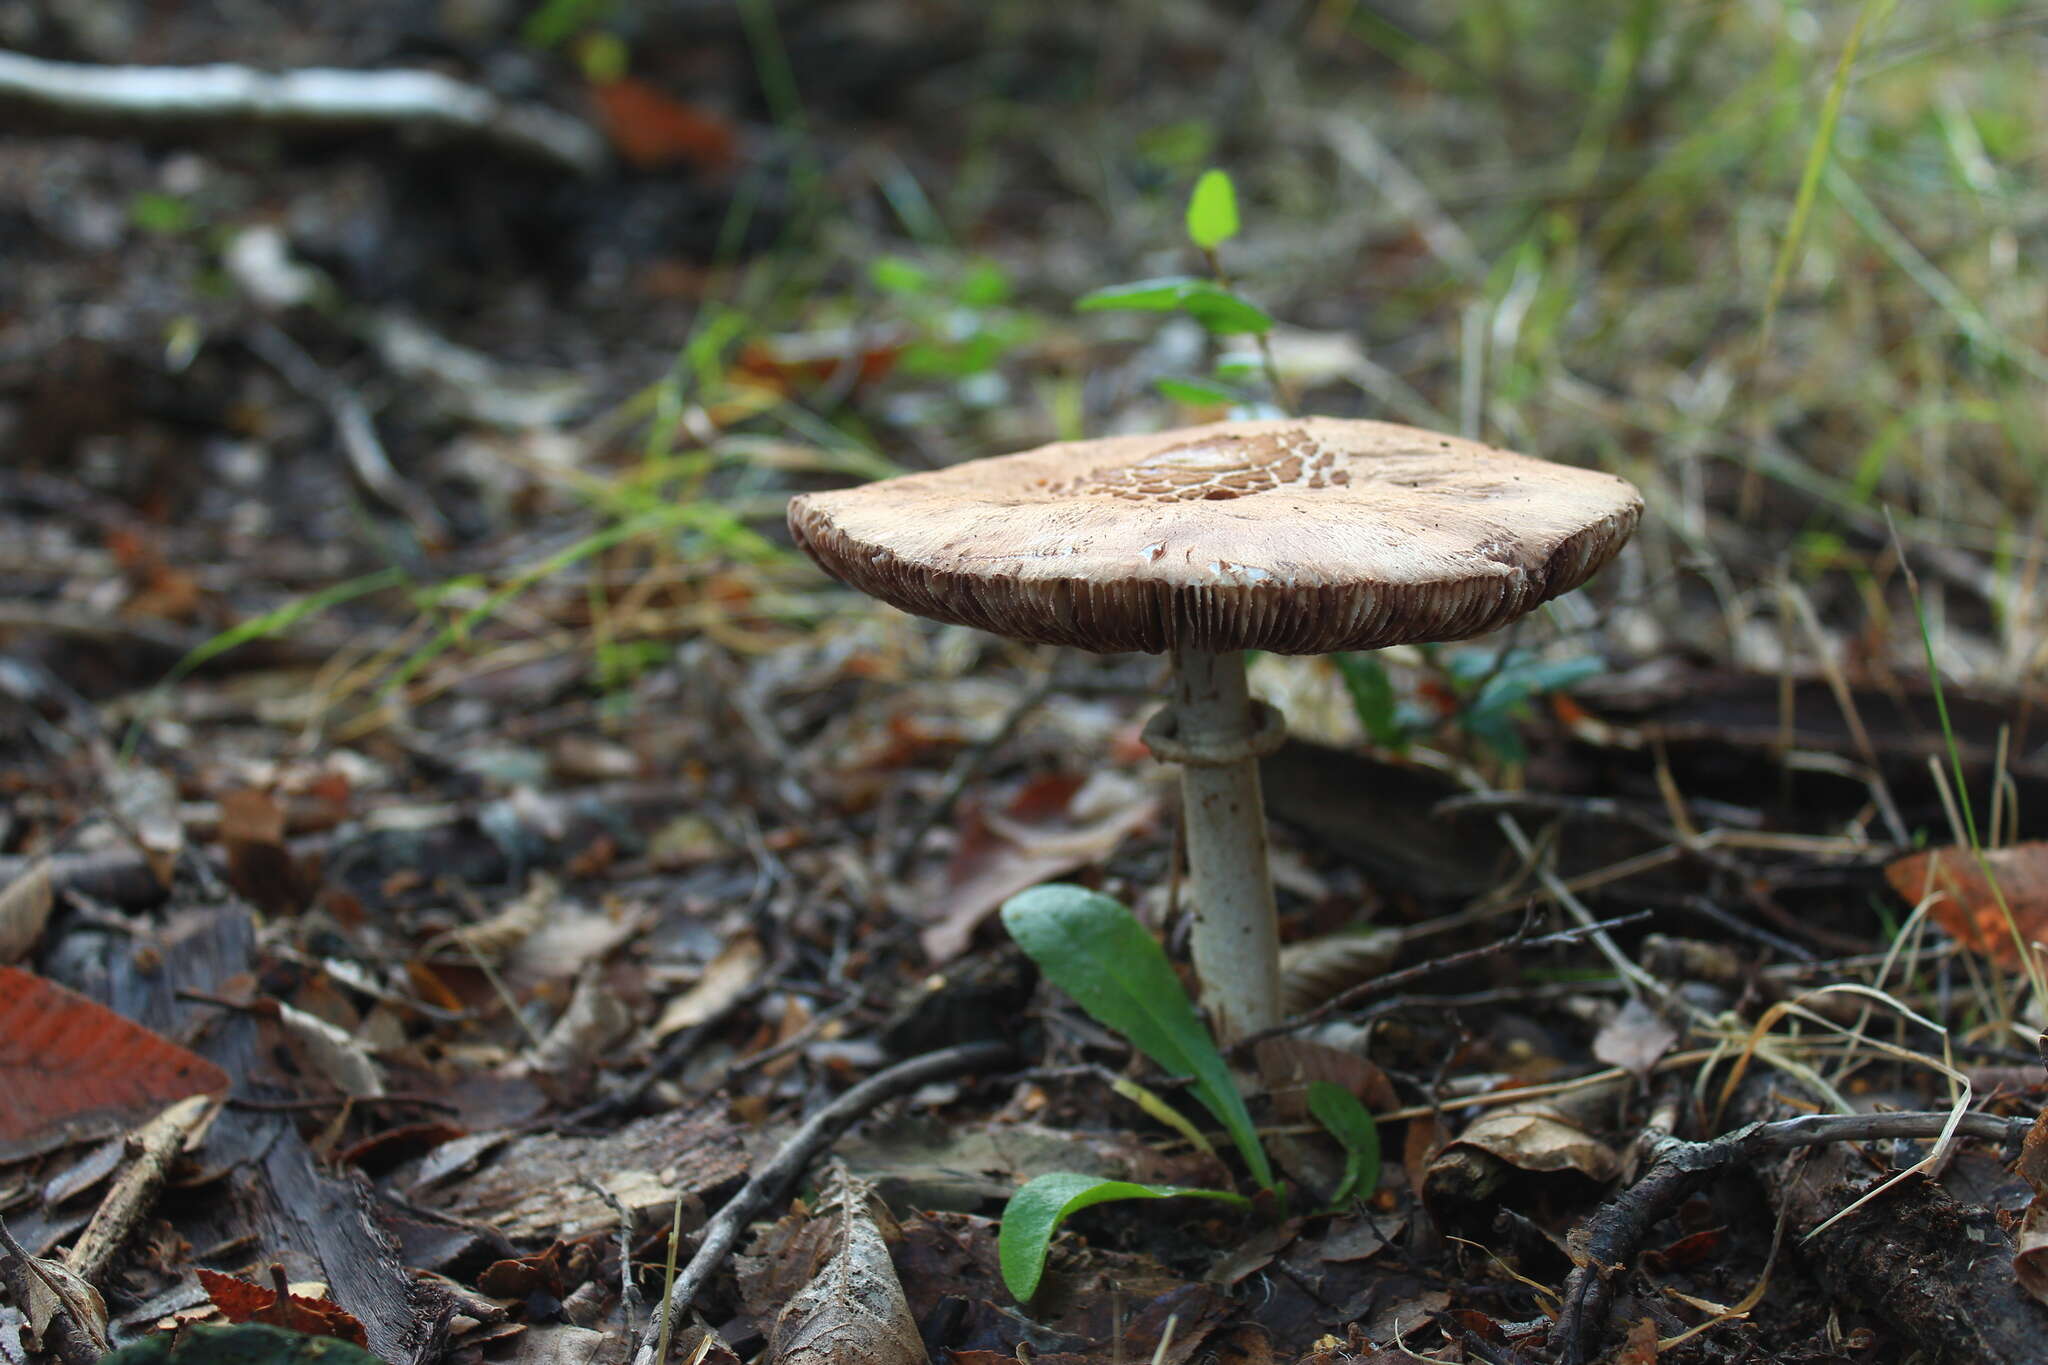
[998,1173,1249,1301]
[1185,168,1240,250]
[1307,1081,1382,1207]
[1075,277,1273,335]
[1000,884,1275,1193]
[1155,375,1244,406]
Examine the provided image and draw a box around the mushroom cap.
[788,417,1643,655]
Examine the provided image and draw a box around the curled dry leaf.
[0,861,54,964]
[1424,1101,1619,1213]
[768,1167,926,1365]
[1885,841,2048,968]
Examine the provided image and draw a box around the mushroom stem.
[1167,643,1283,1043]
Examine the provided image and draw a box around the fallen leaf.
[197,1266,369,1346]
[919,771,1158,963]
[0,861,54,964]
[1616,1315,1660,1363]
[109,762,184,886]
[528,967,633,1077]
[768,1167,924,1365]
[220,789,303,913]
[16,1248,111,1356]
[1886,842,2048,967]
[274,1001,384,1098]
[2013,1111,2048,1307]
[1592,998,1679,1084]
[417,875,552,963]
[0,967,231,1159]
[654,932,766,1040]
[590,78,738,170]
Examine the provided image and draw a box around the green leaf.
[998,1172,1248,1301]
[1307,1082,1381,1207]
[1186,169,1241,250]
[1155,375,1243,406]
[1332,653,1406,751]
[869,255,932,295]
[1175,282,1273,335]
[1075,278,1272,335]
[1076,276,1209,313]
[1001,885,1274,1192]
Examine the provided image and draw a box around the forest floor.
[3,1,2048,1363]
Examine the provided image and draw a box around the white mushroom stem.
[1168,644,1283,1043]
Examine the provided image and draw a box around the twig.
[246,323,449,547]
[1554,1109,2030,1365]
[1230,911,1652,1056]
[628,1040,1013,1365]
[0,50,606,175]
[66,1096,218,1286]
[888,669,1059,878]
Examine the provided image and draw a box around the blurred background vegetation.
[3,0,2043,727]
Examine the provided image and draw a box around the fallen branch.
[0,50,607,175]
[1554,1109,2031,1365]
[629,1040,1014,1365]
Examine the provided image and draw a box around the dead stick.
[65,1095,218,1285]
[1231,911,1652,1057]
[629,1040,1013,1365]
[1554,1109,2030,1365]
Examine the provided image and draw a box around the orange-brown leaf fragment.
[1885,842,2048,967]
[0,967,231,1159]
[590,78,737,170]
[197,1266,369,1347]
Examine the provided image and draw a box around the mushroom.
[789,417,1642,1042]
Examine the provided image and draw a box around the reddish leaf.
[198,1266,369,1347]
[1886,842,2048,967]
[590,78,738,170]
[0,967,230,1159]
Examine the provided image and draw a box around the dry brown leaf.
[529,967,633,1076]
[654,933,766,1040]
[1616,1315,1660,1363]
[17,1250,110,1356]
[418,873,554,963]
[0,861,54,964]
[769,1167,925,1365]
[1592,998,1680,1084]
[2013,1111,2048,1307]
[109,762,184,886]
[919,771,1158,963]
[1885,842,2048,967]
[276,1001,384,1097]
[1444,1107,1619,1179]
[1276,931,1399,1017]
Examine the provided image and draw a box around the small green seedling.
[996,884,1380,1301]
[1075,167,1287,412]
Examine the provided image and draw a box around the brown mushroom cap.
[789,417,1643,655]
